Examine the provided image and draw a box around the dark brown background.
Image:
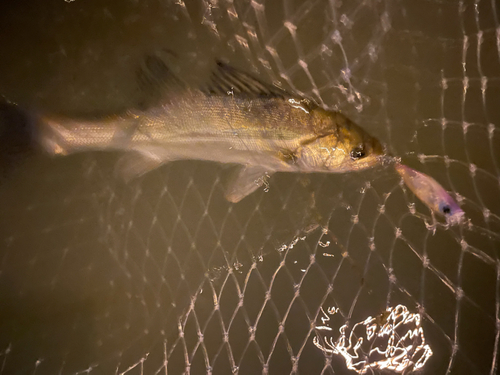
[0,0,499,374]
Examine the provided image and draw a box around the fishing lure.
[395,163,465,226]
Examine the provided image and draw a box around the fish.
[38,56,384,202]
[395,163,465,225]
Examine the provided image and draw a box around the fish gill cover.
[0,0,498,374]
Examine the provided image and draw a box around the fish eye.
[350,146,366,160]
[441,205,451,215]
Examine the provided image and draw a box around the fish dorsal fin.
[206,61,287,99]
[135,52,186,109]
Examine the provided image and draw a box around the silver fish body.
[39,60,384,202]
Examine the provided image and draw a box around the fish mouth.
[359,137,386,168]
[446,210,465,226]
[368,138,395,167]
[371,137,385,157]
[345,137,387,172]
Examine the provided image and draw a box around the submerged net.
[0,0,499,374]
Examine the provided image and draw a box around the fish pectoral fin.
[115,152,165,182]
[278,148,298,165]
[225,166,273,203]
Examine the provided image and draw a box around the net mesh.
[0,0,499,374]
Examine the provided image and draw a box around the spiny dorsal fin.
[206,61,288,99]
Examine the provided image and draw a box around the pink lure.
[395,163,465,225]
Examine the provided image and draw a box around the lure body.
[395,163,465,225]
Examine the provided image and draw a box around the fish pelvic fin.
[115,151,165,182]
[225,166,273,203]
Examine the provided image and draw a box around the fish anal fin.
[225,166,273,203]
[115,152,165,182]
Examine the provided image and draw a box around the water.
[0,0,499,374]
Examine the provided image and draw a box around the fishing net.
[0,0,499,374]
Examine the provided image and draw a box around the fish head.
[438,200,465,226]
[296,113,384,172]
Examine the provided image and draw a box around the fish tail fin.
[36,114,134,156]
[0,99,37,181]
